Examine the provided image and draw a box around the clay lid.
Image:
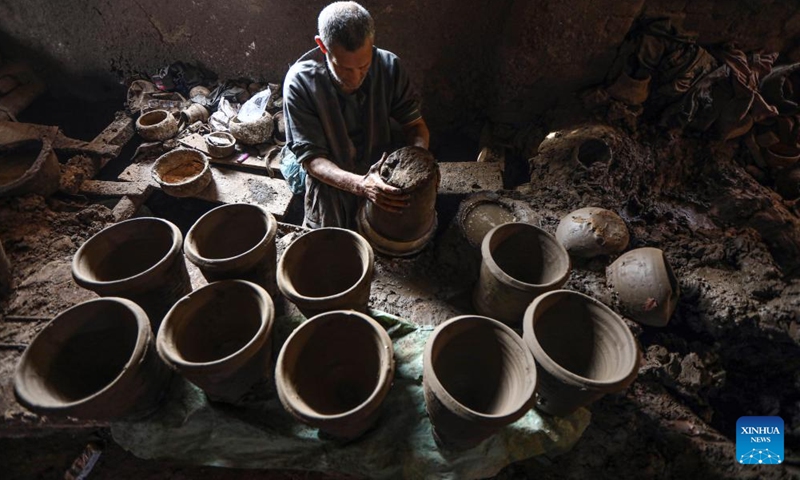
[379,146,437,191]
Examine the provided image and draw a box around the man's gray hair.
[318,2,375,51]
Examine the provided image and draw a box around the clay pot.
[275,310,394,440]
[72,217,192,332]
[606,247,680,327]
[0,138,60,198]
[188,85,211,99]
[555,207,630,259]
[151,148,212,198]
[136,109,179,141]
[204,131,236,158]
[522,290,639,417]
[775,165,800,200]
[180,103,209,125]
[423,315,537,450]
[764,143,800,169]
[357,146,439,256]
[277,228,374,318]
[473,223,571,326]
[14,297,171,421]
[184,203,278,297]
[229,111,273,145]
[157,280,275,404]
[606,71,651,105]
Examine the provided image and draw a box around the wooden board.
[79,180,152,197]
[177,132,283,176]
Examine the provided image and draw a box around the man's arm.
[305,156,410,213]
[402,117,430,149]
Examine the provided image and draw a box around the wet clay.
[159,161,204,184]
[462,202,516,248]
[379,146,437,190]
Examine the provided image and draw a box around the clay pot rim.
[482,222,571,290]
[184,203,277,265]
[14,297,151,412]
[0,138,56,193]
[522,289,639,391]
[277,227,374,304]
[457,197,519,248]
[156,280,275,371]
[275,309,395,421]
[151,148,211,188]
[72,217,183,293]
[424,314,537,422]
[355,204,437,257]
[137,109,170,124]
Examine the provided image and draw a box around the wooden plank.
[79,180,151,197]
[53,133,121,158]
[93,112,135,147]
[0,121,120,159]
[177,132,283,175]
[119,161,293,219]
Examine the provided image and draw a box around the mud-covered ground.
[1,107,799,478]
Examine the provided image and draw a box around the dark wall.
[1,0,799,131]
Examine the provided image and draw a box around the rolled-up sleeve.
[283,75,330,165]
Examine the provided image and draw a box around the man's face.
[324,39,373,94]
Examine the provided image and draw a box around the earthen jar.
[14,297,171,421]
[606,247,680,327]
[229,111,273,145]
[72,217,192,332]
[157,280,275,404]
[473,222,571,326]
[0,138,60,198]
[184,203,278,297]
[277,228,374,318]
[188,85,211,99]
[606,71,651,105]
[151,148,213,198]
[204,131,236,158]
[180,103,209,125]
[522,290,639,417]
[275,310,395,440]
[764,143,800,169]
[555,207,629,259]
[357,146,439,256]
[423,315,537,450]
[457,195,517,248]
[136,109,179,141]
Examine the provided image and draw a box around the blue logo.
[736,416,783,464]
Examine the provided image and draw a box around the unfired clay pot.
[473,222,571,326]
[136,109,179,141]
[423,315,537,450]
[0,138,60,198]
[606,247,680,327]
[277,228,374,318]
[555,207,629,259]
[151,148,213,198]
[229,111,273,145]
[204,131,236,158]
[275,310,395,440]
[71,217,192,332]
[522,290,639,417]
[14,297,171,421]
[357,146,439,256]
[157,280,275,404]
[184,203,278,297]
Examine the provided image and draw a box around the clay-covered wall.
[1,0,799,130]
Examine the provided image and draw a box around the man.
[282,1,430,229]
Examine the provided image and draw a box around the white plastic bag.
[238,87,272,122]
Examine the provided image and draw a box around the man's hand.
[360,153,410,213]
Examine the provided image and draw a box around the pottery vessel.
[136,109,178,141]
[0,138,60,198]
[151,148,212,198]
[229,111,273,145]
[555,207,629,259]
[204,132,236,158]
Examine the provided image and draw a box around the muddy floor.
[0,94,798,479]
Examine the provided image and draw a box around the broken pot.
[229,111,273,145]
[14,297,171,421]
[136,109,179,141]
[555,207,630,259]
[180,103,209,125]
[357,146,439,256]
[522,290,639,417]
[204,131,236,158]
[0,138,60,198]
[184,203,278,297]
[423,315,537,450]
[157,280,275,404]
[275,310,395,440]
[606,247,680,327]
[473,222,571,326]
[71,217,192,332]
[277,228,374,318]
[151,148,212,198]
